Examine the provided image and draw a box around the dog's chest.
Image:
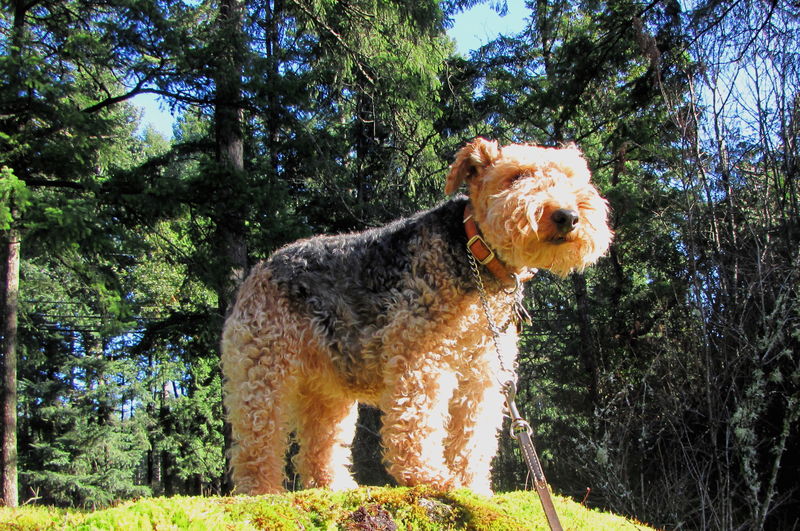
[324,280,520,393]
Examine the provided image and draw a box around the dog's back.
[261,197,474,378]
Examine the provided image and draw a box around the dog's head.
[446,138,612,277]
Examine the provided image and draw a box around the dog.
[221,138,612,495]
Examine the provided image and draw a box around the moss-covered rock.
[0,487,656,530]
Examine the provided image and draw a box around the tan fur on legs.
[293,388,359,490]
[442,328,517,496]
[379,359,459,490]
[221,266,304,494]
[225,384,291,494]
[444,375,506,496]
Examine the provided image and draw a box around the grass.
[0,487,657,530]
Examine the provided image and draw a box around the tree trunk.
[2,0,29,509]
[2,226,20,507]
[571,273,599,411]
[160,381,174,496]
[214,0,247,313]
[214,0,247,495]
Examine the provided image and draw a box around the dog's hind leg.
[221,272,301,494]
[222,341,295,494]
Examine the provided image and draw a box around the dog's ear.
[557,142,591,181]
[445,138,500,194]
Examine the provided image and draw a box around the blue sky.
[450,0,528,55]
[133,0,529,138]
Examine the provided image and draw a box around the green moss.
[0,488,657,530]
[73,497,246,530]
[0,505,74,530]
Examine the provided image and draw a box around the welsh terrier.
[221,138,612,495]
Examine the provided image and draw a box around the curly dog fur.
[221,138,612,495]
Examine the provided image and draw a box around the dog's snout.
[551,208,580,233]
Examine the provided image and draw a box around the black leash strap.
[503,381,564,531]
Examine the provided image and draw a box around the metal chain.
[466,250,528,378]
[466,249,526,432]
[466,250,511,375]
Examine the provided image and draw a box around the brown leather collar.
[463,203,520,287]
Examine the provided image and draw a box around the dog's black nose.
[551,208,579,233]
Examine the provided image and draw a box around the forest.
[1,0,798,529]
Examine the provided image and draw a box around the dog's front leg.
[379,359,458,491]
[444,374,506,496]
[444,330,518,496]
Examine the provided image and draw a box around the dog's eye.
[509,171,531,185]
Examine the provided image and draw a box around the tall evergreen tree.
[0,0,144,506]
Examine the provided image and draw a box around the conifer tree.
[0,0,187,504]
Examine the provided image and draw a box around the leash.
[503,380,564,531]
[466,238,564,531]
